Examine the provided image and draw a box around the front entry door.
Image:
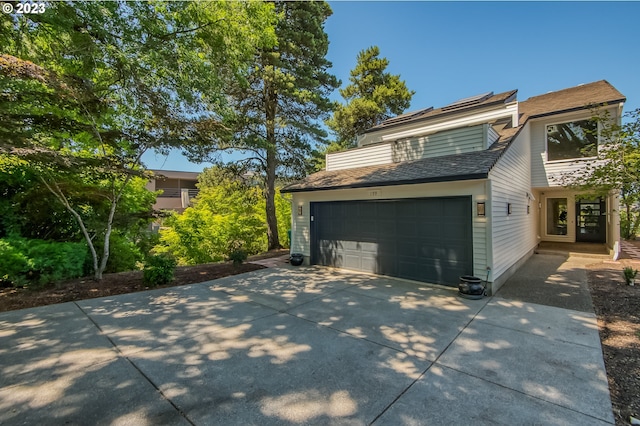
[575,198,606,243]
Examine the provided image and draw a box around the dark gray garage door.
[310,197,473,286]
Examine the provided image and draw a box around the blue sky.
[143,1,640,172]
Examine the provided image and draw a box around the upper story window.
[546,119,598,162]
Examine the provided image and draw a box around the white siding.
[326,143,393,171]
[487,125,500,148]
[326,125,488,171]
[393,125,485,162]
[530,106,619,188]
[359,102,518,146]
[489,125,537,282]
[289,180,489,279]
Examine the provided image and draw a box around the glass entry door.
[576,199,606,243]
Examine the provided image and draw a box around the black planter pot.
[290,253,304,266]
[458,275,485,300]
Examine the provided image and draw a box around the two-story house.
[282,80,625,294]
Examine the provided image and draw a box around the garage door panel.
[344,254,362,270]
[360,256,378,273]
[312,197,472,286]
[360,241,378,253]
[397,222,416,237]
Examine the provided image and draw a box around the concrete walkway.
[621,240,640,260]
[496,253,597,312]
[0,264,613,425]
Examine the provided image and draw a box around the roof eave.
[527,98,627,120]
[281,173,489,193]
[364,90,518,134]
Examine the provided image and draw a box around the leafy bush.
[0,239,31,286]
[0,237,87,286]
[227,241,248,266]
[156,180,292,265]
[103,233,144,273]
[623,266,638,285]
[143,255,177,287]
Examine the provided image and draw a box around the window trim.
[545,118,600,163]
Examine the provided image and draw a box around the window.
[546,119,598,161]
[546,198,568,236]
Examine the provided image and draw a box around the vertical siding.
[489,125,537,281]
[393,125,485,162]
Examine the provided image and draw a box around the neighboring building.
[147,169,200,213]
[282,80,625,294]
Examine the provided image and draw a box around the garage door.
[310,197,473,286]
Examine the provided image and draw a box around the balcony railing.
[158,188,199,198]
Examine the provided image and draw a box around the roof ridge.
[522,80,609,102]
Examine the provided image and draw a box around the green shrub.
[0,239,31,286]
[623,266,638,285]
[143,255,177,287]
[27,239,87,284]
[0,237,87,286]
[227,241,249,266]
[103,233,144,273]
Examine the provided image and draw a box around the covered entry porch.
[534,189,619,257]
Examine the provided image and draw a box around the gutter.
[282,173,489,193]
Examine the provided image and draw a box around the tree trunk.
[265,149,280,250]
[264,78,280,250]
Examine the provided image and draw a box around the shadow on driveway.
[0,265,613,425]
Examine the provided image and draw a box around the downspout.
[485,178,494,294]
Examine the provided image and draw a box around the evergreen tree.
[327,46,415,148]
[185,1,339,250]
[0,1,275,279]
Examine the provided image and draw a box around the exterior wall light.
[507,203,512,215]
[477,202,486,217]
[297,205,303,216]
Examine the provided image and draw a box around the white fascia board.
[361,103,518,145]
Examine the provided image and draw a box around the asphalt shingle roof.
[282,80,625,194]
[517,80,626,121]
[283,137,512,193]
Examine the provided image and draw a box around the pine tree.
[185,1,340,250]
[327,46,415,148]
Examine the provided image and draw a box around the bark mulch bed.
[0,249,289,313]
[587,258,640,425]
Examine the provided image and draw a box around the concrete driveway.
[0,265,613,425]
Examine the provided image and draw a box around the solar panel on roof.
[380,107,434,126]
[441,92,494,111]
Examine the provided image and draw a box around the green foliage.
[143,255,177,287]
[0,239,31,286]
[1,1,277,279]
[325,46,415,151]
[559,108,640,239]
[157,167,291,265]
[623,266,638,285]
[183,1,339,249]
[100,233,143,274]
[227,241,248,266]
[0,237,87,286]
[275,189,292,247]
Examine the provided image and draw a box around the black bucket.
[290,253,304,266]
[458,275,485,300]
